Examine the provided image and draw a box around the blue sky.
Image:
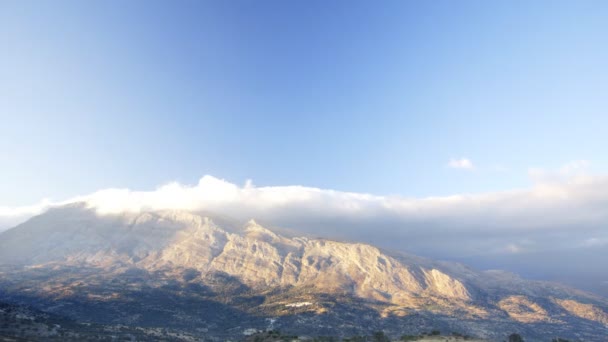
[1,0,608,206]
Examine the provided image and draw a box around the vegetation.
[246,330,299,341]
[245,330,490,342]
[0,302,579,342]
[508,333,524,342]
[372,331,390,342]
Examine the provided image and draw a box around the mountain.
[0,298,200,341]
[0,204,606,341]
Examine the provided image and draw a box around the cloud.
[1,172,608,261]
[3,170,608,295]
[528,160,591,183]
[579,237,608,248]
[0,199,53,233]
[504,243,523,254]
[448,157,474,170]
[560,160,590,175]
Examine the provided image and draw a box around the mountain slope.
[0,205,606,341]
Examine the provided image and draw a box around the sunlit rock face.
[554,298,608,325]
[0,205,607,341]
[498,295,550,323]
[0,207,473,306]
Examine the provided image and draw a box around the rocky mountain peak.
[0,207,607,340]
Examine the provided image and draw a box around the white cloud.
[2,170,608,295]
[448,157,474,170]
[1,171,608,261]
[0,199,53,232]
[579,237,608,248]
[504,243,523,254]
[528,160,591,183]
[560,160,590,175]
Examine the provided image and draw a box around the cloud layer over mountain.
[2,173,608,259]
[3,171,608,296]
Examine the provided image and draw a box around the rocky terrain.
[0,205,606,341]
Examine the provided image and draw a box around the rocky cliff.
[0,205,606,341]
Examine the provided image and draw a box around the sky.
[2,0,608,206]
[1,1,608,294]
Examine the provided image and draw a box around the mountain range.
[0,204,606,341]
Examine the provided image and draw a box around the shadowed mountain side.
[0,266,265,337]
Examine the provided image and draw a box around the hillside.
[0,205,605,341]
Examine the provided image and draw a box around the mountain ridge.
[0,205,606,341]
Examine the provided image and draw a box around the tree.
[508,333,524,342]
[372,331,390,342]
